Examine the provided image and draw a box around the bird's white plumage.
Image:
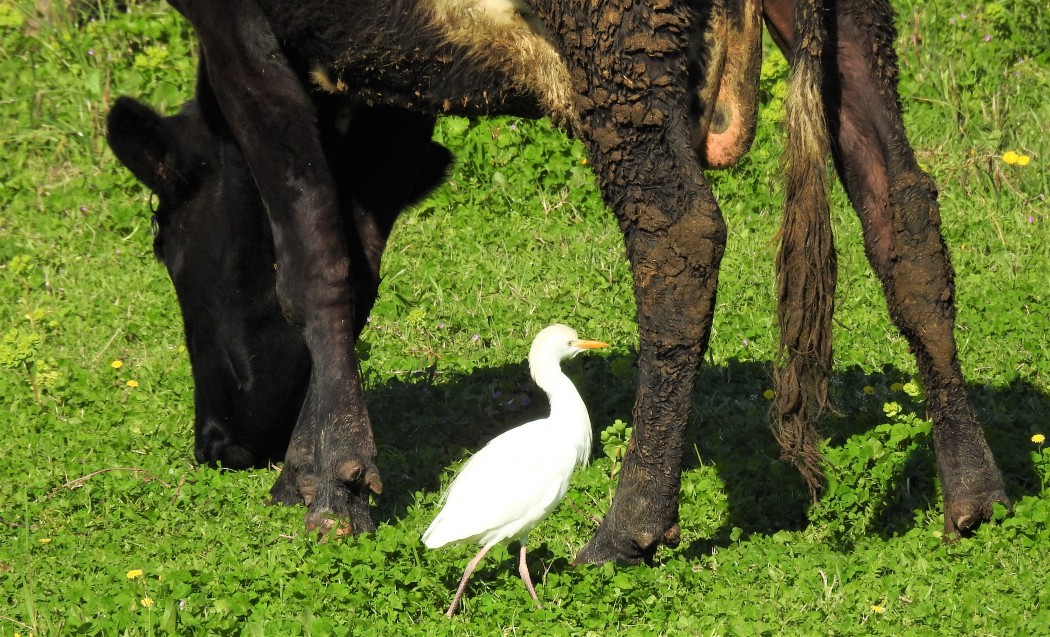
[422,324,607,615]
[423,418,580,548]
[423,324,602,550]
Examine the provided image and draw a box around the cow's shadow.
[364,351,1047,555]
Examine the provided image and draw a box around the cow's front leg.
[271,104,451,527]
[766,0,1008,537]
[170,0,381,534]
[554,1,726,564]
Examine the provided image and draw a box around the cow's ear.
[406,141,453,206]
[106,96,186,199]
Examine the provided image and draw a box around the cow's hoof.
[304,510,355,540]
[573,521,680,566]
[269,454,312,506]
[304,490,377,537]
[270,470,309,507]
[299,457,383,538]
[943,490,1010,540]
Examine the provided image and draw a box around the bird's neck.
[532,360,593,464]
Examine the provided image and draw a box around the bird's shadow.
[364,351,1047,556]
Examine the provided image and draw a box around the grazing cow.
[106,0,1008,565]
[107,81,453,471]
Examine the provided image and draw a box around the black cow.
[108,80,452,474]
[107,0,1007,565]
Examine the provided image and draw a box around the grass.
[1,1,1048,635]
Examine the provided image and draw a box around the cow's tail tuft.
[773,0,836,499]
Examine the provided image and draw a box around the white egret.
[423,323,608,617]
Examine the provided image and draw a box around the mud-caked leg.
[574,188,725,564]
[766,0,1008,537]
[549,1,726,564]
[169,0,382,534]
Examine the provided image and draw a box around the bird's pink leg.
[518,543,541,608]
[446,544,493,618]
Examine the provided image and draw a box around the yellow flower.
[127,569,143,579]
[1033,434,1046,445]
[140,597,155,608]
[580,157,588,165]
[111,360,124,369]
[39,537,51,544]
[762,389,775,400]
[870,604,886,614]
[890,382,904,392]
[126,379,139,388]
[863,385,875,395]
[1002,150,1032,166]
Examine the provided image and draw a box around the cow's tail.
[773,0,836,499]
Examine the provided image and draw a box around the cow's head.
[107,94,309,468]
[107,86,452,470]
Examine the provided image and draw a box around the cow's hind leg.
[551,1,726,564]
[169,0,381,534]
[767,0,1008,537]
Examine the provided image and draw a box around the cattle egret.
[423,323,608,617]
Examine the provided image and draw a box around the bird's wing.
[422,420,578,549]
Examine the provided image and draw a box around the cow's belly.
[257,0,572,122]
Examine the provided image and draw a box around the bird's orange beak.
[571,339,609,350]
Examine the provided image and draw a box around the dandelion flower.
[581,157,588,165]
[39,538,51,544]
[1002,151,1031,166]
[140,597,155,608]
[870,604,886,614]
[762,389,775,400]
[126,379,139,388]
[863,385,875,395]
[1033,434,1046,445]
[111,360,123,369]
[127,569,143,579]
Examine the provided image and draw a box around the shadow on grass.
[362,352,1048,557]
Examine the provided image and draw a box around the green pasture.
[1,1,1047,634]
